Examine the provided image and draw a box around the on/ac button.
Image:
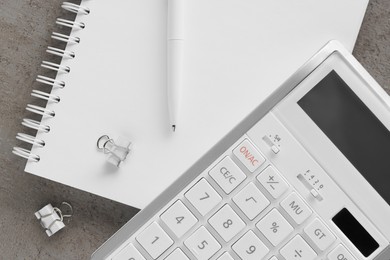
[233,139,265,172]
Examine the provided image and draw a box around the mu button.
[280,192,312,225]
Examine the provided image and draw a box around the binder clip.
[97,135,132,167]
[35,202,73,237]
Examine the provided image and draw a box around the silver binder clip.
[35,202,73,237]
[97,135,132,167]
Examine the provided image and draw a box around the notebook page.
[26,0,368,209]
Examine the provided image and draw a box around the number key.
[113,243,145,260]
[136,222,173,259]
[184,226,221,260]
[208,204,246,242]
[160,200,198,238]
[185,178,222,216]
[217,252,234,260]
[164,248,189,260]
[232,230,269,260]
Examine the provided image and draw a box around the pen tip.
[172,125,176,132]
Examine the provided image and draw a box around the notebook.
[14,0,369,209]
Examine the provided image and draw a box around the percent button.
[271,222,279,233]
[256,208,293,246]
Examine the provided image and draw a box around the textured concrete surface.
[0,0,389,259]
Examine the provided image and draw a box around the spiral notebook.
[14,0,369,209]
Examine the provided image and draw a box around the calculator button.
[257,166,289,199]
[256,208,293,246]
[209,156,246,194]
[268,256,279,260]
[185,178,222,216]
[280,235,317,260]
[280,192,312,225]
[113,243,146,260]
[232,230,269,260]
[233,139,265,172]
[184,226,221,260]
[136,222,173,259]
[217,252,234,260]
[328,244,356,260]
[160,200,198,238]
[304,218,336,251]
[164,248,189,260]
[208,204,246,242]
[233,182,270,220]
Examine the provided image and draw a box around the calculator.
[92,41,390,260]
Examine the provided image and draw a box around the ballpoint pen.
[167,0,184,132]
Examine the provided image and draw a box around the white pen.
[167,0,184,132]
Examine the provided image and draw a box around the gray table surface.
[0,0,389,259]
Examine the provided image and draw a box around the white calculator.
[92,41,390,260]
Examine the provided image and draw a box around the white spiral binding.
[41,61,70,73]
[26,104,55,117]
[12,147,40,162]
[22,119,50,133]
[14,1,90,162]
[16,133,45,147]
[51,32,80,44]
[56,18,85,30]
[36,75,65,88]
[46,47,75,59]
[61,2,90,15]
[31,90,60,103]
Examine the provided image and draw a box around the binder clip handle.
[58,201,73,221]
[97,135,132,167]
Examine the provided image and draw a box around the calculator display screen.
[333,208,379,256]
[298,70,390,205]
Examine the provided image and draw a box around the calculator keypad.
[114,135,351,260]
